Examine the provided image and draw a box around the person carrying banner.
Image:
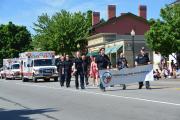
[116,52,128,90]
[135,47,151,89]
[96,48,111,92]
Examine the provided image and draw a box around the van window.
[34,59,53,66]
[12,64,20,69]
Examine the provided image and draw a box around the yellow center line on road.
[175,88,180,90]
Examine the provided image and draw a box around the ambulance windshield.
[34,59,53,66]
[12,64,20,69]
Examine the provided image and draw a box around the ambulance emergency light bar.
[21,51,55,59]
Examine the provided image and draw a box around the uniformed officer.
[57,56,65,87]
[82,55,89,86]
[64,55,73,88]
[116,52,128,90]
[135,47,151,89]
[73,51,85,89]
[96,48,111,91]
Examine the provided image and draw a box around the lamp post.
[131,29,135,67]
[77,43,80,50]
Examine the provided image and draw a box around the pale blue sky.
[0,0,174,34]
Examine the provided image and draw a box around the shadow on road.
[0,108,58,120]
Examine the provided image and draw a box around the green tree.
[33,10,92,55]
[0,22,32,67]
[145,4,180,58]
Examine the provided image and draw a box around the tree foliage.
[33,10,92,55]
[145,4,180,57]
[0,22,32,66]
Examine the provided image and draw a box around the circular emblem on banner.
[102,71,112,84]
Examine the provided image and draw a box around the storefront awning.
[110,45,122,53]
[105,47,113,54]
[86,51,99,56]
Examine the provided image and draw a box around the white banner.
[99,64,154,87]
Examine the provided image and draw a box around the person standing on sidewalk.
[64,54,73,88]
[96,48,111,91]
[82,55,89,86]
[135,47,151,89]
[73,51,85,89]
[116,52,128,90]
[57,56,65,87]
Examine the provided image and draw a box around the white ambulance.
[19,51,58,82]
[3,58,21,80]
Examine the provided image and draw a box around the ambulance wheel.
[54,77,58,82]
[32,76,37,82]
[22,77,28,82]
[5,76,8,80]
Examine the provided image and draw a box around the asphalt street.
[0,78,180,120]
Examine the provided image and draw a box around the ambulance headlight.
[54,69,58,74]
[11,72,15,76]
[14,71,20,76]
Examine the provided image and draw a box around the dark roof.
[170,0,180,5]
[90,12,149,30]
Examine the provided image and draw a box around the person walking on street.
[64,55,73,88]
[96,48,111,92]
[57,56,65,87]
[73,51,85,89]
[116,52,128,90]
[82,55,89,86]
[135,47,151,89]
[90,57,99,87]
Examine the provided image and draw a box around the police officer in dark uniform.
[57,56,65,87]
[82,54,89,86]
[64,54,73,88]
[135,47,151,89]
[74,51,85,89]
[116,52,128,90]
[96,48,111,91]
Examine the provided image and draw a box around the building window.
[105,35,116,42]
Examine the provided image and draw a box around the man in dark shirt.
[96,48,111,91]
[57,56,65,87]
[82,55,89,86]
[116,52,128,90]
[64,55,73,88]
[135,47,151,89]
[74,51,85,89]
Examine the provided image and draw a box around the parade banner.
[99,64,154,87]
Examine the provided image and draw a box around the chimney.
[108,5,116,19]
[92,12,100,26]
[138,5,147,19]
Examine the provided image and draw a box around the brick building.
[87,5,152,67]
